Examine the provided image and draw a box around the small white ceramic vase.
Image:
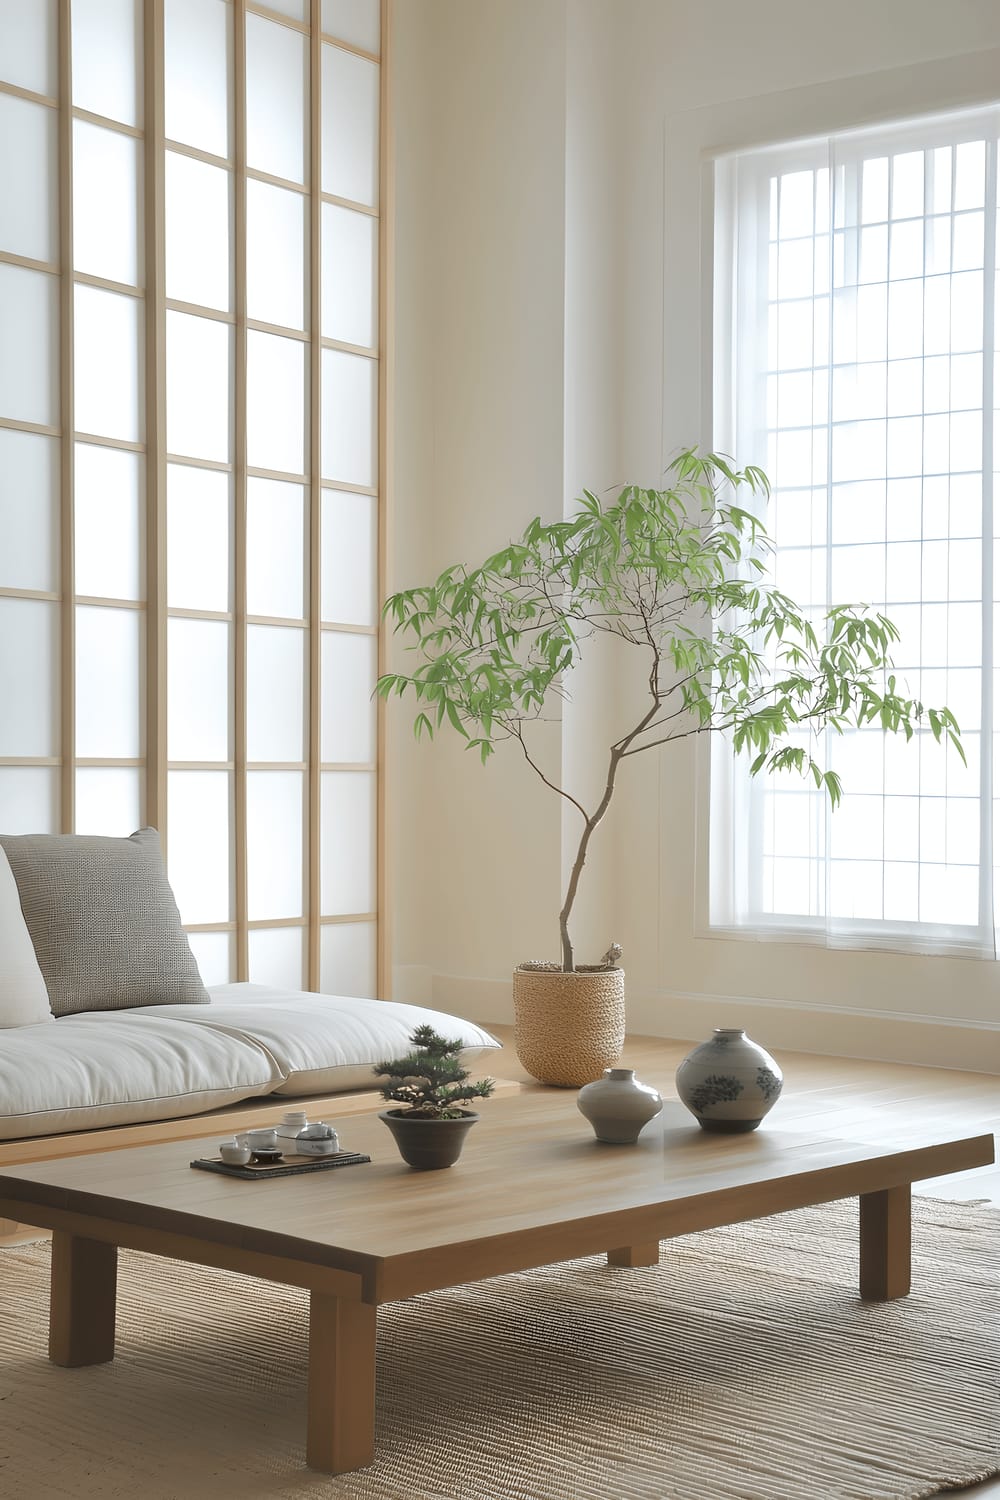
[675,1029,783,1133]
[577,1067,663,1144]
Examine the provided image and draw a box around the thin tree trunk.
[558,749,622,970]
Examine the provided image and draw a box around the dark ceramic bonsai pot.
[379,1109,479,1170]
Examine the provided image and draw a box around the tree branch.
[510,723,589,823]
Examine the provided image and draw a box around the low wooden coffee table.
[0,1093,992,1474]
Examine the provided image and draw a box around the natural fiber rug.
[0,1197,997,1500]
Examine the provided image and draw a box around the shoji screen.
[0,0,385,998]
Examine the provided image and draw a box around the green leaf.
[373,451,962,884]
[444,699,469,738]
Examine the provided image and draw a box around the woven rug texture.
[0,1196,997,1500]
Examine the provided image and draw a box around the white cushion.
[0,1011,285,1140]
[0,846,52,1028]
[138,982,502,1096]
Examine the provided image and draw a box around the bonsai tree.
[377,449,962,972]
[373,1026,496,1118]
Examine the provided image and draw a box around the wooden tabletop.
[0,1092,992,1302]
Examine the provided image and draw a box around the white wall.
[390,0,1000,1070]
[389,0,569,1003]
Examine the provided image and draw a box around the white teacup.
[220,1140,252,1166]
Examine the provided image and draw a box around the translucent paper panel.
[73,121,140,286]
[167,770,231,924]
[245,15,307,186]
[246,626,305,762]
[321,631,376,763]
[0,768,58,834]
[247,771,303,921]
[321,349,376,487]
[72,0,141,127]
[165,152,231,311]
[166,464,231,611]
[0,0,57,95]
[166,311,231,462]
[246,478,304,619]
[0,265,58,426]
[246,331,305,475]
[167,618,231,762]
[76,605,142,758]
[0,429,58,592]
[0,599,58,756]
[248,926,304,991]
[321,490,376,625]
[265,0,308,20]
[246,179,305,330]
[320,921,376,998]
[75,443,143,600]
[321,45,378,208]
[320,770,374,913]
[321,203,376,348]
[75,767,142,836]
[185,930,232,986]
[322,0,379,54]
[163,0,230,159]
[74,285,142,442]
[0,94,57,263]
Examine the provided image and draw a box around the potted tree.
[374,1025,496,1169]
[378,451,961,1087]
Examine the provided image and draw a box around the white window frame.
[707,102,999,958]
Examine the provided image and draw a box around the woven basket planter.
[512,967,626,1088]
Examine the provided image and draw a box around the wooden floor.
[487,1023,1000,1497]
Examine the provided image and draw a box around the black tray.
[191,1150,371,1180]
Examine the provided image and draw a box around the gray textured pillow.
[0,828,209,1017]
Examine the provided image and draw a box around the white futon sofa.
[0,982,499,1143]
[0,828,498,1148]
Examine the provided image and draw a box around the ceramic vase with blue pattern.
[675,1029,783,1133]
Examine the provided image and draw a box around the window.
[710,105,998,954]
[0,0,384,995]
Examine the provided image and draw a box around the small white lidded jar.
[276,1110,309,1142]
[295,1122,340,1156]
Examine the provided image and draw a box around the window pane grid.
[715,108,998,949]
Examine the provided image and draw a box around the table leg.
[307,1293,377,1473]
[49,1232,117,1367]
[608,1242,660,1268]
[859,1184,911,1300]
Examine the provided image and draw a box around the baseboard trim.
[428,971,1000,1074]
[660,987,1000,1033]
[652,987,1000,1073]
